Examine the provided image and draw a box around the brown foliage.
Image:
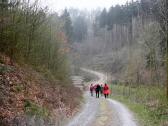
[0,56,81,125]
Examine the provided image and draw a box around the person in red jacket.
[103,83,110,98]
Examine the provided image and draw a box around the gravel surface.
[67,69,138,126]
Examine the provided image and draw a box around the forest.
[0,0,81,125]
[68,0,168,125]
[0,0,72,80]
[0,0,168,126]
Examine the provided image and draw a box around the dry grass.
[0,56,82,126]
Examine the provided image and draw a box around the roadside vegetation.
[0,56,81,126]
[111,84,168,126]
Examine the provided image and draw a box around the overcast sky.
[40,0,131,12]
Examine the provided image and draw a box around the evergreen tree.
[61,9,73,43]
[99,8,107,28]
[73,16,87,42]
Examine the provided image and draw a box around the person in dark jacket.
[100,84,103,96]
[95,84,101,98]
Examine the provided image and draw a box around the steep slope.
[0,55,81,126]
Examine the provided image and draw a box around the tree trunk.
[166,31,168,100]
[166,0,168,100]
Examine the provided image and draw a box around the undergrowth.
[24,100,49,118]
[111,84,168,126]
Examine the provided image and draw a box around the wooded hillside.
[0,0,81,125]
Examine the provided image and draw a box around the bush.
[24,100,49,118]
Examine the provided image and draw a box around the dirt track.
[67,68,138,126]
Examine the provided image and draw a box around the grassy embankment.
[110,84,168,126]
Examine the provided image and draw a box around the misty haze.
[0,0,168,126]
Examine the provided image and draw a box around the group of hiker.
[89,83,110,98]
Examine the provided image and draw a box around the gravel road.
[67,68,138,126]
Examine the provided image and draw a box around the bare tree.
[155,0,168,99]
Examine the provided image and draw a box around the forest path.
[67,68,138,126]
